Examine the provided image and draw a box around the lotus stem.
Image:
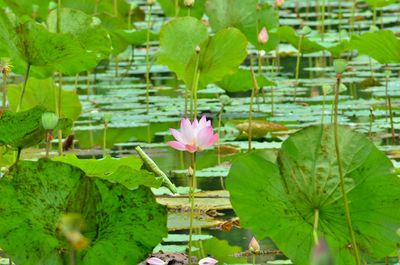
[16,63,31,112]
[135,146,177,193]
[57,73,63,156]
[249,61,260,151]
[333,73,361,265]
[46,131,51,157]
[103,123,107,157]
[2,68,9,109]
[350,0,356,34]
[70,249,77,265]
[385,74,395,143]
[145,4,152,114]
[175,0,179,16]
[217,103,224,189]
[320,0,325,41]
[368,108,374,139]
[294,35,303,102]
[191,47,201,119]
[257,51,266,104]
[252,254,256,265]
[271,57,276,116]
[188,152,197,265]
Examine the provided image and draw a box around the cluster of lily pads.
[0,0,400,265]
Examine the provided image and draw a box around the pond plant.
[0,0,399,265]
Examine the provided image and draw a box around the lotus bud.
[184,0,195,8]
[147,0,156,5]
[384,70,392,78]
[257,27,269,44]
[188,166,194,176]
[41,112,59,131]
[249,236,260,254]
[333,59,347,74]
[104,113,112,124]
[322,84,332,96]
[276,0,285,8]
[147,257,166,265]
[369,25,379,32]
[195,45,201,54]
[198,257,218,265]
[219,95,232,106]
[301,26,312,36]
[310,238,334,265]
[48,1,57,11]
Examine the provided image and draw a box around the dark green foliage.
[0,159,168,265]
[227,125,400,265]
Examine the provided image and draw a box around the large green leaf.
[0,159,167,265]
[47,8,112,70]
[217,68,276,92]
[158,0,206,19]
[185,27,248,89]
[364,0,397,7]
[0,10,109,77]
[157,17,247,89]
[227,125,400,265]
[279,26,325,54]
[350,30,400,64]
[0,106,46,149]
[2,0,51,20]
[7,78,82,121]
[63,0,131,18]
[157,17,208,81]
[52,154,163,190]
[205,0,279,51]
[0,106,71,149]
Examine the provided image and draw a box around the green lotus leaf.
[279,26,325,54]
[47,8,112,71]
[52,154,163,190]
[0,159,167,265]
[7,77,82,121]
[364,0,397,7]
[350,30,400,64]
[217,68,276,92]
[157,17,208,82]
[158,17,247,89]
[0,106,71,149]
[227,125,400,265]
[205,0,280,51]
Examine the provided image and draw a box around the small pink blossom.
[249,236,261,254]
[198,257,218,265]
[167,115,219,153]
[258,27,269,44]
[146,257,166,265]
[276,0,284,8]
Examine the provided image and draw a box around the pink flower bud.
[249,236,261,254]
[257,27,269,44]
[276,0,285,8]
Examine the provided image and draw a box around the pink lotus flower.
[146,257,166,265]
[168,115,219,153]
[198,257,218,265]
[257,27,269,44]
[276,0,284,8]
